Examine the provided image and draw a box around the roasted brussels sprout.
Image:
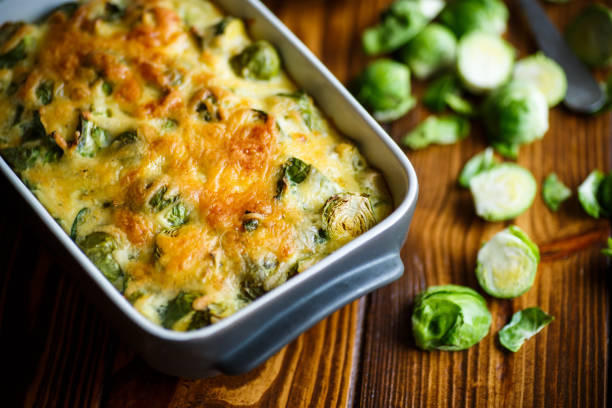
[402,114,470,150]
[160,291,202,329]
[498,307,553,352]
[354,59,415,122]
[76,114,111,157]
[439,0,509,38]
[513,53,567,108]
[482,82,549,158]
[476,226,539,299]
[322,193,376,241]
[565,4,612,68]
[79,231,125,292]
[276,157,312,197]
[362,0,443,55]
[149,185,177,212]
[542,173,572,211]
[230,40,281,80]
[469,163,537,221]
[458,147,498,188]
[399,23,457,80]
[412,285,492,351]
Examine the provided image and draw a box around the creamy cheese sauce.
[0,0,392,330]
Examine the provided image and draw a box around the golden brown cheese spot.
[114,207,154,246]
[127,5,182,49]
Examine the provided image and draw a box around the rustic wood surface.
[0,0,610,407]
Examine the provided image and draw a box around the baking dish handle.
[215,251,403,375]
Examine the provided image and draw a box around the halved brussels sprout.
[469,163,537,221]
[322,193,376,241]
[498,307,553,352]
[402,114,470,150]
[476,226,539,298]
[230,40,281,80]
[565,4,612,68]
[482,82,549,156]
[354,59,415,122]
[399,23,457,80]
[458,147,498,188]
[542,173,572,211]
[412,285,492,351]
[439,0,509,37]
[513,52,567,107]
[79,231,124,292]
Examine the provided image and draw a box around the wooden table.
[1,0,609,406]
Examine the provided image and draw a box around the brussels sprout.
[469,163,537,221]
[354,59,415,122]
[230,40,281,80]
[399,23,457,80]
[565,4,612,68]
[239,255,280,301]
[412,285,492,351]
[113,130,138,147]
[0,39,27,69]
[423,74,475,116]
[578,170,605,218]
[160,291,202,329]
[276,157,312,197]
[476,226,539,299]
[498,307,553,352]
[402,115,470,150]
[164,202,189,228]
[542,173,572,211]
[76,114,111,157]
[362,0,437,55]
[482,82,549,155]
[458,147,498,188]
[439,0,509,38]
[597,173,612,215]
[149,185,177,212]
[188,309,212,331]
[79,231,124,292]
[277,91,320,130]
[36,80,54,106]
[70,207,89,240]
[322,193,376,241]
[457,31,515,94]
[513,53,567,108]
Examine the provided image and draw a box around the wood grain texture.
[0,0,610,407]
[357,1,611,407]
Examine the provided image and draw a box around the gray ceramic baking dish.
[0,0,418,377]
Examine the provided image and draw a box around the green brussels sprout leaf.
[513,52,567,107]
[403,115,470,150]
[412,284,492,351]
[476,226,539,299]
[36,80,54,106]
[542,173,572,211]
[458,147,498,188]
[578,170,605,218]
[498,307,553,352]
[277,90,321,130]
[70,207,90,240]
[79,231,125,292]
[423,74,475,116]
[601,237,612,256]
[76,114,111,157]
[160,291,202,329]
[0,39,27,69]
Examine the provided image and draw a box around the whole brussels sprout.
[412,285,492,351]
[482,82,549,156]
[230,40,281,80]
[322,193,376,241]
[354,59,415,122]
[399,23,457,80]
[439,0,509,38]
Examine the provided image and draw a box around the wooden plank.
[357,0,610,407]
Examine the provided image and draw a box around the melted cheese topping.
[0,0,391,330]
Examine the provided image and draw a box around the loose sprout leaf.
[161,291,202,329]
[322,193,376,241]
[457,31,515,94]
[458,147,498,188]
[601,238,612,256]
[423,74,475,116]
[498,307,554,352]
[578,170,606,218]
[596,173,612,214]
[149,186,177,212]
[399,23,457,80]
[475,226,539,298]
[164,202,189,228]
[513,52,568,107]
[70,207,90,240]
[483,82,549,149]
[79,232,125,293]
[402,115,470,150]
[439,0,509,37]
[542,173,572,211]
[36,80,54,106]
[469,163,537,221]
[411,284,492,351]
[354,59,415,122]
[362,0,431,55]
[0,39,27,69]
[491,140,519,160]
[230,40,281,80]
[565,4,612,68]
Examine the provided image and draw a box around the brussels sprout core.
[322,193,376,241]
